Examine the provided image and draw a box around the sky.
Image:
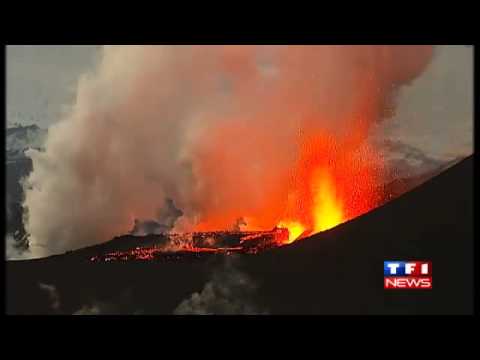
[6,45,474,162]
[6,45,101,129]
[376,45,473,162]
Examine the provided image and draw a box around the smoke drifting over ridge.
[174,256,266,315]
[22,46,434,256]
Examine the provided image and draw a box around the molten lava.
[185,126,383,247]
[312,167,344,232]
[90,228,290,262]
[277,221,306,244]
[276,132,382,244]
[91,133,383,262]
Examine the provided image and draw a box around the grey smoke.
[73,302,126,315]
[73,304,104,315]
[6,234,29,260]
[74,305,143,315]
[73,289,141,315]
[38,283,61,312]
[173,256,267,315]
[130,198,183,236]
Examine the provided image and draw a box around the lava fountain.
[276,130,383,244]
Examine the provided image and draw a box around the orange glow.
[312,167,344,233]
[190,113,383,246]
[277,220,306,244]
[277,130,382,244]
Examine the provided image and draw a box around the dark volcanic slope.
[240,155,473,314]
[6,156,473,315]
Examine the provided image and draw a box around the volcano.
[6,156,473,315]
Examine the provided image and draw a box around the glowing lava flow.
[91,140,382,262]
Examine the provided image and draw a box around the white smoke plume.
[22,46,434,255]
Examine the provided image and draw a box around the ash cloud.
[22,46,434,255]
[130,198,183,236]
[173,256,267,315]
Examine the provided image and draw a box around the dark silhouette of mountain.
[6,158,32,235]
[6,124,46,160]
[6,124,40,137]
[5,124,46,236]
[6,156,473,315]
[239,155,473,314]
[378,157,461,204]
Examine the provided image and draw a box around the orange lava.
[277,132,382,244]
[190,115,383,246]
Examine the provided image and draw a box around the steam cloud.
[23,46,434,255]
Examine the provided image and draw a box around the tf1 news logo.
[384,261,432,290]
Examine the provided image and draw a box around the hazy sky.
[6,45,473,162]
[7,45,101,129]
[378,45,473,162]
